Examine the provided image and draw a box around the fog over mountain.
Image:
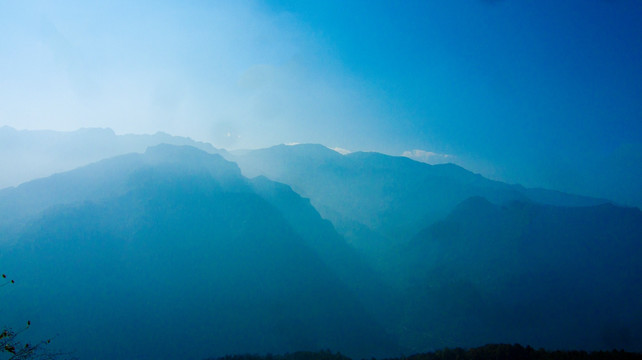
[0,145,397,360]
[3,1,642,359]
[229,144,609,267]
[0,126,223,189]
[2,140,641,359]
[2,127,638,210]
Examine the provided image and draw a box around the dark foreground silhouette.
[210,345,642,360]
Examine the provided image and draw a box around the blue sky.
[1,0,641,202]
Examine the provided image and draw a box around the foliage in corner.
[1,274,71,360]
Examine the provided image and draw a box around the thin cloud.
[330,147,351,155]
[402,149,454,165]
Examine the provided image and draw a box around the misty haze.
[2,1,642,360]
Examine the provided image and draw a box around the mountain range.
[1,145,396,360]
[228,144,608,268]
[1,129,641,359]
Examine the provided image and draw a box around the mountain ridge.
[0,144,398,360]
[230,143,610,261]
[0,126,226,190]
[1,142,641,357]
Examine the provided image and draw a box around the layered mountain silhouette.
[2,136,641,359]
[229,144,642,353]
[0,126,223,190]
[230,144,608,264]
[0,145,396,360]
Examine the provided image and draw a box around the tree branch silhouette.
[1,274,73,360]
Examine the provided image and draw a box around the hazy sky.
[1,0,641,198]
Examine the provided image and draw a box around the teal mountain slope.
[401,197,642,352]
[0,144,237,230]
[0,144,398,360]
[230,144,608,255]
[3,140,639,357]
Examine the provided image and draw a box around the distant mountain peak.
[0,127,225,189]
[141,144,244,184]
[0,144,247,228]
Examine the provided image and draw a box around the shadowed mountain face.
[401,197,642,352]
[0,126,224,190]
[0,145,397,360]
[0,144,238,230]
[230,144,608,259]
[2,141,641,358]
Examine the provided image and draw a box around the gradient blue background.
[1,0,640,204]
